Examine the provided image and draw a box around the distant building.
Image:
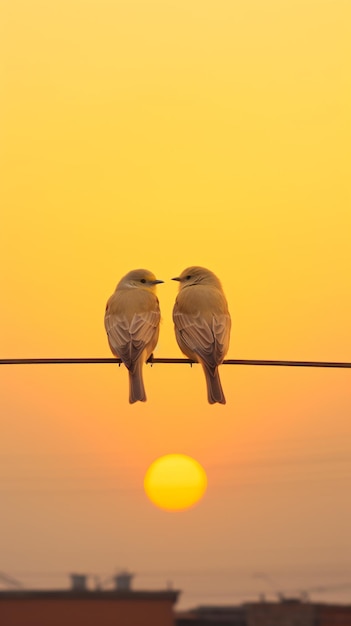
[2,575,351,626]
[176,599,351,626]
[315,603,351,626]
[176,604,246,625]
[0,573,179,626]
[246,599,315,626]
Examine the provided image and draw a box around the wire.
[0,358,350,367]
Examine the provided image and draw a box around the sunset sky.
[1,0,351,608]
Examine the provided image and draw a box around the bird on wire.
[104,269,164,403]
[172,266,231,404]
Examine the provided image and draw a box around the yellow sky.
[1,0,351,608]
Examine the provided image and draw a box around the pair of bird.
[104,266,231,405]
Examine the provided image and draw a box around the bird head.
[117,269,164,291]
[172,266,222,290]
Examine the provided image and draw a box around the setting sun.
[144,454,208,512]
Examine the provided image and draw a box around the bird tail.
[203,365,226,404]
[128,359,147,403]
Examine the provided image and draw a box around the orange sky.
[1,0,351,608]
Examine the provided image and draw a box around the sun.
[144,454,207,512]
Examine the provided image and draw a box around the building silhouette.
[0,571,179,626]
[176,599,351,626]
[1,571,351,626]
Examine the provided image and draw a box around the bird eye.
[186,275,191,280]
[140,278,146,283]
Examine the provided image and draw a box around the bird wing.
[212,314,231,359]
[105,309,160,370]
[173,311,230,369]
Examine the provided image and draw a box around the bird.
[172,266,231,404]
[104,269,164,403]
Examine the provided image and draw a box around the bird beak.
[151,279,164,284]
[171,277,181,281]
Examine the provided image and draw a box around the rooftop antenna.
[253,572,284,601]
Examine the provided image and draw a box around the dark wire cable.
[0,358,350,368]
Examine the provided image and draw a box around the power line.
[0,358,350,368]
